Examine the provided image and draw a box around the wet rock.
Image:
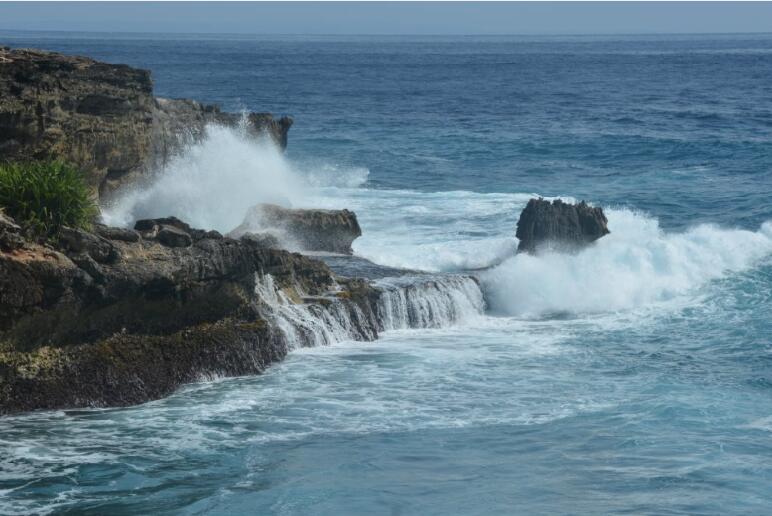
[230,204,362,255]
[516,198,610,254]
[0,216,382,413]
[93,224,140,243]
[240,232,282,250]
[157,225,192,248]
[134,216,191,234]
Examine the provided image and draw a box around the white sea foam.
[301,188,547,271]
[100,122,772,319]
[102,124,301,231]
[101,123,368,233]
[481,209,772,316]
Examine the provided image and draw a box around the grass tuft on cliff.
[0,161,98,239]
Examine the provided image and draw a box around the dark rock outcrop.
[229,204,363,255]
[0,211,24,251]
[516,198,610,254]
[0,213,379,413]
[0,47,292,198]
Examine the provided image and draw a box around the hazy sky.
[1,2,772,36]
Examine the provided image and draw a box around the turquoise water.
[1,32,772,514]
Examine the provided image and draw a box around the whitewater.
[2,32,772,515]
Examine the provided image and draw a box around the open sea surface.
[1,31,772,514]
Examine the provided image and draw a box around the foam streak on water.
[4,32,772,515]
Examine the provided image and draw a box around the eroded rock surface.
[0,214,378,413]
[516,198,610,254]
[229,204,363,255]
[0,47,292,198]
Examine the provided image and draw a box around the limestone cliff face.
[0,47,292,198]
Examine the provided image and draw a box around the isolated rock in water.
[229,204,363,255]
[516,198,610,254]
[0,47,292,198]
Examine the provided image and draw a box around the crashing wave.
[481,209,772,316]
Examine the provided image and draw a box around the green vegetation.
[0,161,97,239]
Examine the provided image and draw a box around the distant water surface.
[1,32,771,515]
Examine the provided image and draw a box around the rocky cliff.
[0,47,292,198]
[516,198,610,253]
[0,47,486,415]
[0,212,481,414]
[0,212,378,413]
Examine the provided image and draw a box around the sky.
[1,2,772,36]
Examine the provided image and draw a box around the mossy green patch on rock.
[0,318,284,414]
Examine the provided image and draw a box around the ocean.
[1,31,772,514]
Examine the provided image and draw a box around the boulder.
[240,232,282,250]
[0,212,24,251]
[516,198,610,254]
[229,204,362,255]
[133,216,223,247]
[93,224,140,243]
[0,47,292,198]
[58,226,120,263]
[157,225,193,248]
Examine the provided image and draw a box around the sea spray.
[103,124,299,231]
[102,123,370,232]
[481,209,772,316]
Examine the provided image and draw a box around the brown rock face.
[0,47,292,198]
[516,198,610,254]
[0,213,381,413]
[229,204,363,255]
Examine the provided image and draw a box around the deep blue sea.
[1,31,772,514]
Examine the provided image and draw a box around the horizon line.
[3,28,772,38]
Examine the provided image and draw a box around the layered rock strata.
[0,47,292,198]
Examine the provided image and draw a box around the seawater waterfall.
[254,273,485,349]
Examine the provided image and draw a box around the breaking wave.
[101,124,368,233]
[481,209,772,316]
[100,123,772,321]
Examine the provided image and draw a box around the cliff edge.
[0,47,292,198]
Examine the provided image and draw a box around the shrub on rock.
[0,161,98,239]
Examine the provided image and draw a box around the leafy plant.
[0,161,98,239]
